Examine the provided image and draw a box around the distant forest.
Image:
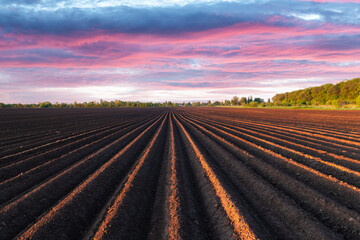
[0,97,268,108]
[272,78,360,108]
[1,78,359,109]
[0,100,179,109]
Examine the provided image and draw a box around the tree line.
[1,77,359,109]
[0,100,179,108]
[0,97,269,108]
[272,78,360,108]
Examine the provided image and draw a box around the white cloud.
[37,85,137,101]
[0,72,12,84]
[335,61,360,67]
[13,0,256,10]
[290,13,323,21]
[189,59,202,69]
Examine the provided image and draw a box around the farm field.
[0,107,360,240]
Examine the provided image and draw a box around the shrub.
[332,99,345,108]
[249,102,258,107]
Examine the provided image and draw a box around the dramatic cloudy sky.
[1,0,360,103]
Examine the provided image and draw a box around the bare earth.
[0,107,359,240]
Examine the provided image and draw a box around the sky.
[1,0,360,103]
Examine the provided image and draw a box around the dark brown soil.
[0,107,359,240]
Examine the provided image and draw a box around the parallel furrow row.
[183,110,360,149]
[177,112,360,239]
[0,114,152,161]
[0,114,160,205]
[182,113,360,186]
[0,108,359,240]
[0,113,165,239]
[184,111,360,157]
[0,114,158,183]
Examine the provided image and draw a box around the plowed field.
[1,107,359,240]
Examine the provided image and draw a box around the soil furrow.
[0,117,144,166]
[0,115,157,182]
[192,111,360,148]
[0,115,159,204]
[183,111,360,155]
[179,113,360,239]
[177,113,344,240]
[0,113,165,240]
[148,112,209,240]
[174,113,260,240]
[88,114,168,240]
[0,107,359,240]
[184,111,360,159]
[179,113,360,212]
[184,113,360,188]
[224,119,360,165]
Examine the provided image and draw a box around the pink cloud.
[1,14,360,103]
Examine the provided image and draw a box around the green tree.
[254,98,264,103]
[231,96,239,105]
[213,101,221,106]
[53,102,60,108]
[239,97,247,104]
[39,101,52,108]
